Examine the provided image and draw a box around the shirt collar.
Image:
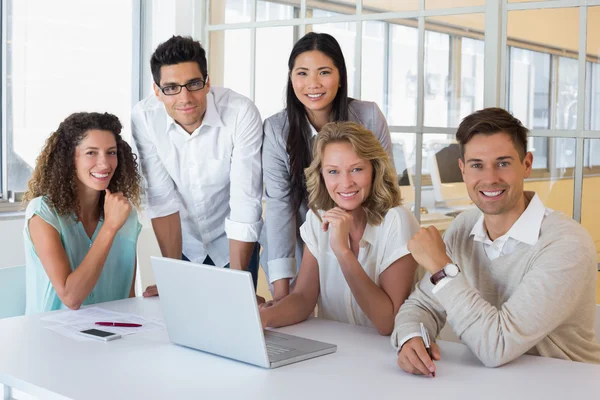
[505,192,546,245]
[202,91,225,128]
[469,191,546,246]
[164,90,224,134]
[307,117,318,137]
[359,223,377,247]
[470,214,488,243]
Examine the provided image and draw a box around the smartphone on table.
[79,328,121,342]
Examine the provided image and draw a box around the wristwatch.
[430,263,461,285]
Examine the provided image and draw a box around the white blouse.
[300,206,420,328]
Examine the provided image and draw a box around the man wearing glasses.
[131,36,263,297]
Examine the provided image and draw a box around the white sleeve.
[378,207,420,275]
[224,99,264,242]
[131,103,180,219]
[299,210,320,260]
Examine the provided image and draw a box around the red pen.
[95,322,142,328]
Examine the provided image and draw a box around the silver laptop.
[151,256,336,368]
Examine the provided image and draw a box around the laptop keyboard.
[266,343,293,356]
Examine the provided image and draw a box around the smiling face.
[290,50,340,117]
[459,132,533,216]
[321,141,373,211]
[74,129,118,192]
[154,61,210,134]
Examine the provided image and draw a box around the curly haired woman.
[23,112,142,314]
[260,121,418,335]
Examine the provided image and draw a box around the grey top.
[391,204,600,366]
[261,99,393,284]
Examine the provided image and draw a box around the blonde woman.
[260,121,418,335]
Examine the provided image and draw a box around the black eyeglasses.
[159,76,208,96]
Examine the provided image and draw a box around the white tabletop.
[1,297,599,400]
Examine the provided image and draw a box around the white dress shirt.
[300,206,419,328]
[131,87,263,267]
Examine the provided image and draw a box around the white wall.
[0,217,26,268]
[135,213,162,292]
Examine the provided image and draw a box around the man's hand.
[259,299,277,311]
[259,301,277,329]
[397,336,441,377]
[256,295,266,305]
[408,226,452,275]
[143,285,158,297]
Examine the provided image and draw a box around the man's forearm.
[229,239,255,270]
[151,212,183,259]
[272,278,291,300]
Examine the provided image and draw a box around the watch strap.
[430,269,447,285]
[430,264,460,286]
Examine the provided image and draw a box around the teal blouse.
[23,196,142,314]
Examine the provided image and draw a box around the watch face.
[445,264,460,277]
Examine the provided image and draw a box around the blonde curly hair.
[23,112,142,217]
[304,121,401,225]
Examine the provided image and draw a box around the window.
[507,47,551,170]
[424,30,451,127]
[506,48,600,171]
[205,0,600,222]
[387,22,418,126]
[424,14,485,128]
[310,9,357,98]
[2,0,140,200]
[460,38,484,119]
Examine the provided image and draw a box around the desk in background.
[1,297,599,400]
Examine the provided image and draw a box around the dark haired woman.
[262,32,394,300]
[23,112,142,314]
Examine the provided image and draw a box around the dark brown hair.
[23,112,142,217]
[456,108,529,160]
[150,35,208,85]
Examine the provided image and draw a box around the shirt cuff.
[431,276,453,294]
[395,332,423,353]
[225,218,263,243]
[266,258,297,283]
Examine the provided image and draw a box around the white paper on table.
[43,306,166,341]
[46,319,165,338]
[41,307,128,325]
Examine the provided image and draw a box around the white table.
[1,298,599,400]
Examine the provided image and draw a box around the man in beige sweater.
[393,108,600,377]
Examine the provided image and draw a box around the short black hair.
[150,35,208,85]
[456,108,529,161]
